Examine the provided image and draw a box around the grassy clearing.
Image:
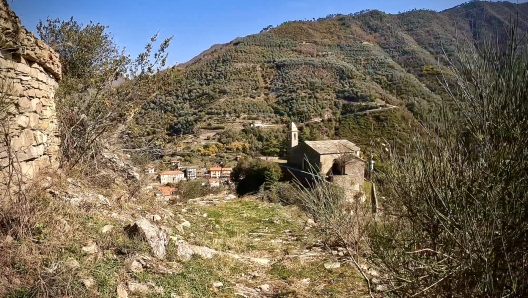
[269,258,366,297]
[133,255,246,298]
[1,176,366,297]
[165,197,367,297]
[176,199,314,255]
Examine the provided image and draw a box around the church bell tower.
[289,122,298,149]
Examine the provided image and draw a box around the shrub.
[291,167,373,295]
[370,27,528,296]
[232,158,282,196]
[37,17,172,173]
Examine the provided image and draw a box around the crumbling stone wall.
[0,0,61,179]
[331,159,366,202]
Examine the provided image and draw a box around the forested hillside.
[127,1,528,153]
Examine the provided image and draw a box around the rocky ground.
[1,153,368,297]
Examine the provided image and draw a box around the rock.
[126,259,144,273]
[82,241,99,255]
[82,277,96,289]
[151,214,162,222]
[117,283,128,298]
[175,240,218,261]
[176,220,191,233]
[213,281,223,288]
[324,261,341,269]
[249,257,270,265]
[126,280,163,295]
[102,152,140,180]
[125,218,170,259]
[226,194,236,200]
[154,262,183,275]
[64,258,80,270]
[101,225,114,234]
[40,176,53,189]
[235,284,260,297]
[3,235,14,244]
[375,284,388,292]
[259,284,270,292]
[202,213,208,218]
[127,281,150,295]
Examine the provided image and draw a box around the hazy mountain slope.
[130,1,528,152]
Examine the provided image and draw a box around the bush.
[370,28,528,296]
[291,168,373,294]
[232,158,282,196]
[261,182,298,204]
[37,18,172,173]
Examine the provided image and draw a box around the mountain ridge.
[127,1,528,155]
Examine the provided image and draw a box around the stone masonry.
[0,0,61,180]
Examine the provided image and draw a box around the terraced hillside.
[127,1,528,153]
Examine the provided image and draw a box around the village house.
[209,167,232,180]
[196,168,208,178]
[170,157,182,169]
[184,167,197,180]
[209,178,221,187]
[144,164,155,174]
[220,167,232,180]
[156,186,177,197]
[159,170,185,184]
[285,122,365,200]
[209,167,222,178]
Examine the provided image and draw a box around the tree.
[37,17,124,82]
[370,28,528,296]
[36,17,173,171]
[232,159,282,195]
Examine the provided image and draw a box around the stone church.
[285,123,365,199]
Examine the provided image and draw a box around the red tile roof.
[160,170,184,175]
[158,186,176,196]
[210,167,222,171]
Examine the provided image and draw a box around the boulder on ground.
[175,240,218,261]
[82,240,99,255]
[125,218,171,259]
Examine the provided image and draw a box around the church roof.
[304,140,360,155]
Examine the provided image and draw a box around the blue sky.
[10,0,526,66]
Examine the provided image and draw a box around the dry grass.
[0,170,368,297]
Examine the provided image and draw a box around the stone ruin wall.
[0,0,61,180]
[331,159,366,202]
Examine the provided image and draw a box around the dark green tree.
[232,159,282,195]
